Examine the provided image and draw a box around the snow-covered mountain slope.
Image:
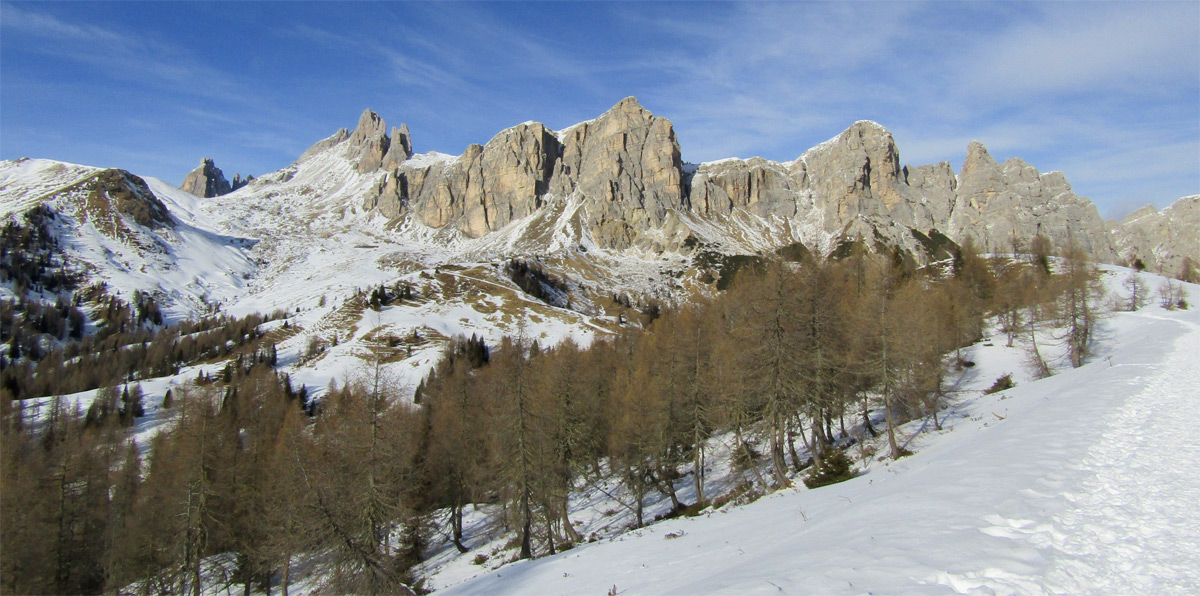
[0,158,257,320]
[1,150,658,404]
[437,272,1200,595]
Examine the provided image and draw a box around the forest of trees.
[0,237,1132,595]
[0,205,289,402]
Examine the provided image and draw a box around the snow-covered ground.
[15,263,1198,595]
[438,275,1200,595]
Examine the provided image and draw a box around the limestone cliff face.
[903,161,956,230]
[1114,195,1200,275]
[360,97,685,249]
[796,121,926,239]
[690,157,802,219]
[688,121,931,252]
[685,125,1120,262]
[381,124,413,171]
[346,109,391,174]
[377,122,561,238]
[551,97,685,249]
[309,99,1189,265]
[938,143,1116,260]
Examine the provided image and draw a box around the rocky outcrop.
[903,161,957,228]
[1114,195,1200,276]
[796,121,924,237]
[366,122,562,237]
[551,97,685,249]
[362,98,685,249]
[299,128,349,163]
[232,173,254,191]
[690,157,801,219]
[55,168,174,246]
[181,158,233,198]
[346,109,391,173]
[381,124,413,170]
[929,143,1116,260]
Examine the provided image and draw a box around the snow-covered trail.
[1013,314,1200,594]
[442,307,1200,596]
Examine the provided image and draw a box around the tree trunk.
[884,393,901,460]
[769,409,789,487]
[281,552,290,596]
[799,417,823,473]
[693,420,706,505]
[786,417,803,473]
[559,502,581,543]
[451,502,467,553]
[519,495,533,559]
[862,404,877,438]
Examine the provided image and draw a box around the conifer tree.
[731,260,804,486]
[1059,245,1105,368]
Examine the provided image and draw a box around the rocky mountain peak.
[1122,204,1161,224]
[181,158,233,198]
[382,124,414,170]
[299,128,350,163]
[961,141,998,179]
[552,97,685,249]
[347,109,391,173]
[796,120,908,227]
[350,109,386,140]
[288,102,1185,269]
[231,173,255,191]
[606,96,646,116]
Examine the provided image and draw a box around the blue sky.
[1,1,1196,218]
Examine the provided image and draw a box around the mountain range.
[2,96,1195,325]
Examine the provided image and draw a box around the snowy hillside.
[434,270,1200,595]
[0,152,657,402]
[0,159,258,321]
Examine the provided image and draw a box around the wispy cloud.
[282,23,473,95]
[2,3,245,104]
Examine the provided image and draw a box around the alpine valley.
[2,98,1199,595]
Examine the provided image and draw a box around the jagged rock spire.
[347,109,390,173]
[382,124,414,170]
[181,158,233,197]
